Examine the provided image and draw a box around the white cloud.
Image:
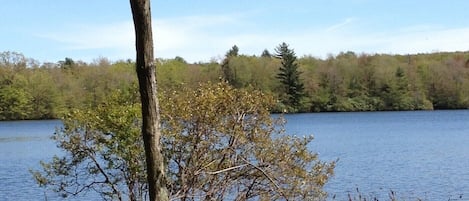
[39,14,245,62]
[39,22,134,50]
[274,23,469,58]
[154,15,469,61]
[380,27,469,54]
[38,14,469,63]
[325,18,357,32]
[153,14,247,61]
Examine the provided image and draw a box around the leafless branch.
[204,164,249,175]
[238,156,289,201]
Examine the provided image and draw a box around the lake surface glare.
[1,110,468,200]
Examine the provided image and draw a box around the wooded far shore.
[1,48,469,121]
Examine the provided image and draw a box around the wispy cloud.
[38,14,245,62]
[326,18,357,32]
[264,22,469,58]
[38,14,469,63]
[379,27,469,54]
[39,22,134,50]
[154,14,242,52]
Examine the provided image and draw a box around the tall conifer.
[275,42,304,111]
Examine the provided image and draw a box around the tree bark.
[129,0,169,200]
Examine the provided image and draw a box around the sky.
[2,0,469,63]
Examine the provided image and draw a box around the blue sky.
[2,0,469,63]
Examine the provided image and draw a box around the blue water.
[0,120,61,200]
[284,110,469,200]
[1,110,468,200]
[0,120,94,201]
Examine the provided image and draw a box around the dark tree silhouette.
[275,42,304,111]
[221,45,239,86]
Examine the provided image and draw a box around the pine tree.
[275,42,304,111]
[221,45,239,86]
[261,49,272,58]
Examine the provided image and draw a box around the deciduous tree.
[160,82,335,200]
[130,0,169,200]
[31,90,145,201]
[33,83,335,201]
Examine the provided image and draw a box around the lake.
[284,110,469,200]
[1,110,468,200]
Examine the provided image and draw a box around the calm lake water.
[0,120,62,200]
[1,110,468,200]
[284,110,469,200]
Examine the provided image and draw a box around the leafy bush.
[32,82,335,201]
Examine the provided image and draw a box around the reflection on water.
[0,136,49,143]
[0,120,63,201]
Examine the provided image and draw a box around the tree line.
[1,48,469,120]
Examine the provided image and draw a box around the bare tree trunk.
[129,0,169,200]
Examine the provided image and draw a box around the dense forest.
[1,47,469,120]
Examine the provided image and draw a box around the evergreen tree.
[59,57,75,69]
[221,45,239,86]
[261,49,272,58]
[275,42,304,111]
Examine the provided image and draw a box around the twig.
[204,164,249,175]
[238,156,289,201]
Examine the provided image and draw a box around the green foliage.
[221,45,240,87]
[161,82,334,200]
[275,42,305,112]
[33,82,335,200]
[0,65,34,119]
[59,57,76,69]
[224,55,278,90]
[0,51,28,68]
[0,52,138,120]
[25,68,63,119]
[261,49,272,58]
[156,58,189,89]
[32,88,145,201]
[2,50,469,120]
[0,85,32,120]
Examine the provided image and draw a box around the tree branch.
[86,147,123,201]
[204,164,249,175]
[238,156,289,201]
